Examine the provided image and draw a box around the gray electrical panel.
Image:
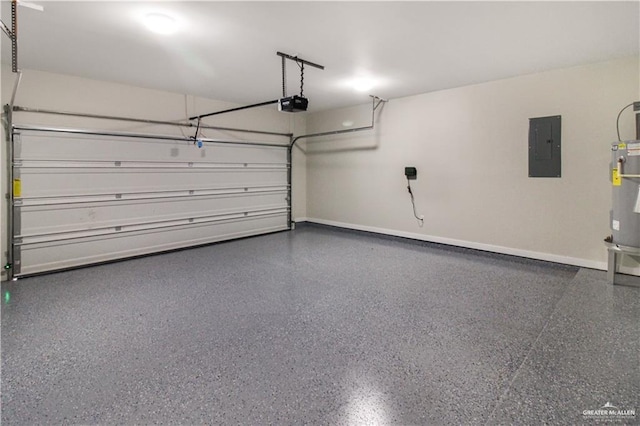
[529,115,561,177]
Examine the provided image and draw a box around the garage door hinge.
[13,199,23,206]
[13,160,22,167]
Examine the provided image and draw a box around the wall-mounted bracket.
[372,95,386,111]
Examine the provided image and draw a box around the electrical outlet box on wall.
[405,167,417,180]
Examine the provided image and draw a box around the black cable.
[407,179,424,226]
[616,102,635,142]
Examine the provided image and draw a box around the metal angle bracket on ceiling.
[276,51,325,98]
[372,95,386,111]
[189,52,325,121]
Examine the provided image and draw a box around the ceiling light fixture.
[351,78,375,92]
[144,13,178,35]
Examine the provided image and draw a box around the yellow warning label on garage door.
[13,179,21,197]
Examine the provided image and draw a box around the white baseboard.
[302,217,640,276]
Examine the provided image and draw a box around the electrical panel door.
[529,115,561,178]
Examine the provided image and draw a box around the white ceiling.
[1,1,638,112]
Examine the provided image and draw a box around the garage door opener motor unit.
[277,51,324,113]
[279,95,308,113]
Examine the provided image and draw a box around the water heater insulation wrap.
[611,140,640,248]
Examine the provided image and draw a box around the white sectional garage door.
[11,126,290,277]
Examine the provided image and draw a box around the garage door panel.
[19,170,288,198]
[20,192,288,235]
[16,133,288,164]
[17,214,288,276]
[12,127,291,277]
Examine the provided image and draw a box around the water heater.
[611,140,640,248]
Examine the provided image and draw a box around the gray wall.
[305,56,640,274]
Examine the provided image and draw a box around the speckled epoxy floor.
[2,224,639,425]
